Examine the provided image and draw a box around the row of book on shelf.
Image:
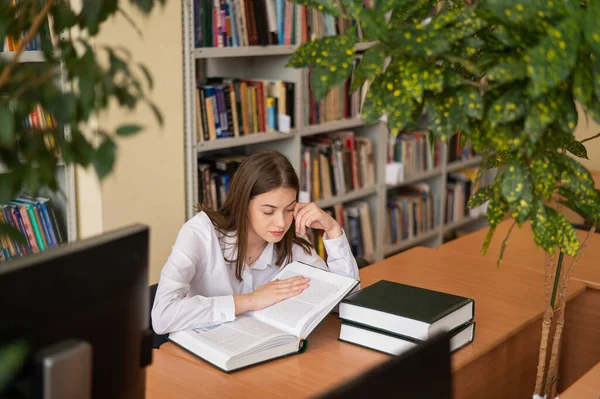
[385,167,489,246]
[195,78,295,141]
[193,0,368,48]
[306,201,374,261]
[169,261,475,372]
[193,73,368,142]
[0,197,65,263]
[304,69,365,126]
[1,0,57,53]
[299,131,374,202]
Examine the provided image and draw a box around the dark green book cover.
[341,280,474,324]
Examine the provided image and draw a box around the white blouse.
[151,211,359,334]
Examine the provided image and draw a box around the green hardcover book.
[338,280,474,340]
[339,320,476,356]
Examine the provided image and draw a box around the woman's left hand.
[293,202,342,238]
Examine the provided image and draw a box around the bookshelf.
[181,1,489,263]
[0,51,77,246]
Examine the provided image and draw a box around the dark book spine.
[199,89,210,141]
[223,85,235,136]
[253,0,270,45]
[47,203,66,244]
[285,82,295,128]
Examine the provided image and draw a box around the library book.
[338,280,474,341]
[168,261,359,372]
[339,319,475,356]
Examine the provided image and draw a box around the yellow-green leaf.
[481,225,497,255]
[531,200,558,254]
[526,16,581,98]
[531,156,557,199]
[487,184,509,227]
[567,140,589,159]
[287,28,357,69]
[488,86,526,125]
[524,93,559,143]
[457,86,483,119]
[468,185,493,209]
[583,0,600,56]
[487,61,527,85]
[351,44,387,92]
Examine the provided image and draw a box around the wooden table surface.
[559,361,600,399]
[148,247,586,399]
[437,219,600,289]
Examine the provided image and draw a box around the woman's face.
[247,187,297,244]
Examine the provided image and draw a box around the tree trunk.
[544,226,597,397]
[534,251,556,395]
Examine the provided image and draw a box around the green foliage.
[0,339,28,394]
[287,0,600,262]
[0,0,166,239]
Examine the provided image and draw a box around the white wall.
[77,1,185,284]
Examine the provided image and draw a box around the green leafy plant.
[0,0,165,390]
[287,0,600,396]
[0,0,166,244]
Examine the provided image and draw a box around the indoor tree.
[0,0,166,394]
[286,0,600,397]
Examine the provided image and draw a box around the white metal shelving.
[181,6,487,262]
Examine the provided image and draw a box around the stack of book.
[337,280,475,356]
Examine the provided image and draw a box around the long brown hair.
[199,151,313,281]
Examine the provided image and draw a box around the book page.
[250,262,357,336]
[187,315,290,357]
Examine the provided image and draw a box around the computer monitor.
[0,224,152,399]
[318,330,453,398]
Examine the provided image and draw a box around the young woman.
[151,150,359,334]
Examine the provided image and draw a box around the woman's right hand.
[251,276,310,310]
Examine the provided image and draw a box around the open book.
[168,261,359,372]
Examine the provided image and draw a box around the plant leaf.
[0,106,15,147]
[456,86,483,119]
[530,200,558,253]
[93,136,117,180]
[501,160,527,203]
[116,124,143,137]
[567,140,589,159]
[556,153,596,197]
[394,25,449,58]
[583,0,600,55]
[526,16,581,98]
[524,93,560,143]
[0,339,29,392]
[488,86,526,125]
[558,187,600,227]
[487,61,527,85]
[482,0,570,27]
[0,172,16,206]
[481,225,496,255]
[487,184,509,227]
[292,0,346,17]
[147,101,164,127]
[497,221,517,267]
[468,185,493,209]
[138,63,154,90]
[443,54,481,76]
[531,155,558,199]
[351,44,386,92]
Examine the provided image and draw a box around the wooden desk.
[560,361,600,399]
[437,220,600,391]
[149,248,586,399]
[437,220,600,289]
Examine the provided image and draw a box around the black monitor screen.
[0,224,151,399]
[318,330,453,399]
